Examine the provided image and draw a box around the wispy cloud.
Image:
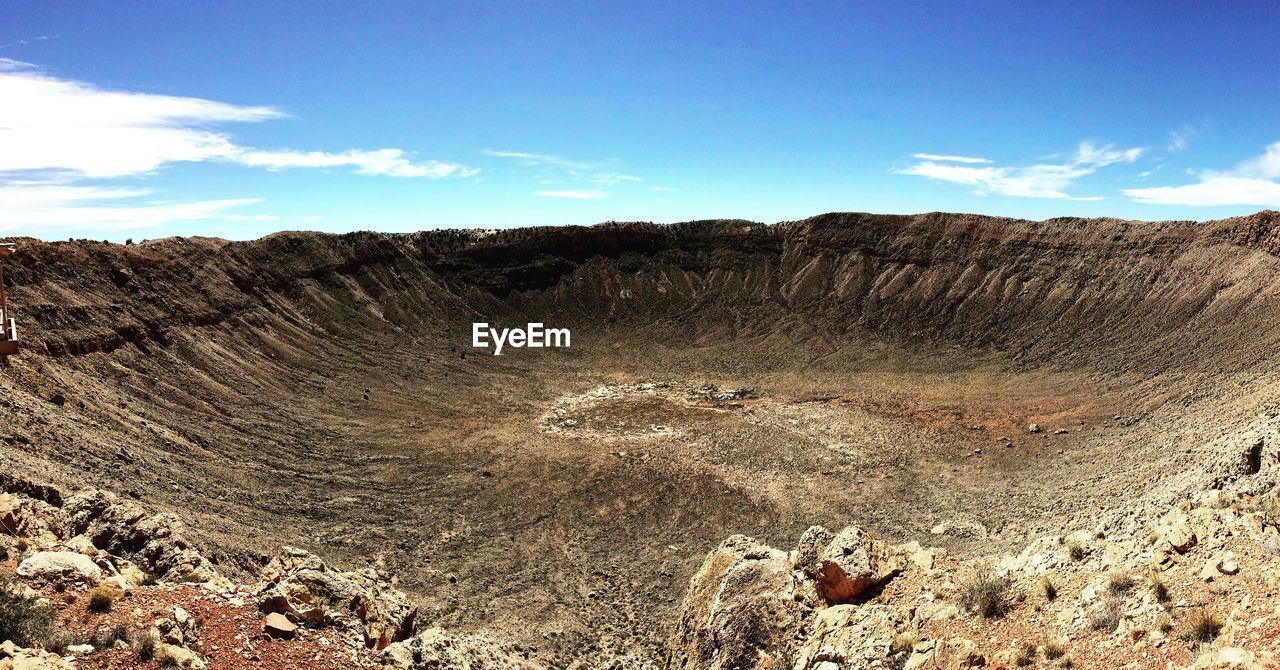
[485,149,645,198]
[911,153,993,164]
[238,149,477,178]
[481,150,594,171]
[1166,126,1199,154]
[0,183,258,231]
[1123,140,1280,206]
[899,142,1144,200]
[590,172,642,186]
[0,60,474,231]
[534,190,608,199]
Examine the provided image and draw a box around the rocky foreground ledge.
[0,487,537,670]
[666,484,1280,670]
[4,478,1280,670]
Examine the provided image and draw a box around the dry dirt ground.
[4,211,1280,666]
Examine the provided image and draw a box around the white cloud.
[535,190,608,199]
[0,62,474,181]
[0,183,258,231]
[0,61,474,231]
[1123,140,1280,206]
[900,142,1143,200]
[1123,177,1280,207]
[237,149,478,178]
[911,153,993,164]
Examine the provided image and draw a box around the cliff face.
[9,210,1280,371]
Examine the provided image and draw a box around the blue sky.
[3,1,1280,240]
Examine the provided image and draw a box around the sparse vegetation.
[1065,541,1085,561]
[1156,613,1173,633]
[889,632,917,655]
[93,623,133,650]
[140,574,160,586]
[1042,638,1067,660]
[88,587,115,613]
[1148,572,1170,603]
[1180,610,1223,643]
[1039,575,1057,601]
[1014,644,1035,667]
[1089,597,1123,632]
[959,569,1013,619]
[0,575,56,648]
[136,636,156,661]
[1106,572,1134,596]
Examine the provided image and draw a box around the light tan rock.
[795,525,907,605]
[903,637,984,670]
[155,643,207,670]
[15,551,102,585]
[0,640,75,670]
[791,605,896,670]
[666,535,803,670]
[256,546,417,650]
[63,490,219,584]
[262,612,297,640]
[379,628,543,669]
[1189,647,1276,669]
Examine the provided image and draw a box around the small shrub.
[1156,613,1173,633]
[88,587,115,613]
[1089,597,1123,632]
[1058,657,1074,669]
[890,632,917,655]
[93,623,132,650]
[139,575,159,587]
[1180,610,1222,643]
[15,538,29,553]
[1042,638,1067,660]
[136,637,156,661]
[1094,530,1106,540]
[960,570,1013,619]
[1106,572,1134,596]
[0,576,56,647]
[1066,541,1085,561]
[44,629,84,655]
[1014,645,1035,667]
[1039,575,1058,602]
[1149,573,1170,603]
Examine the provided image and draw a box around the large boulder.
[1189,648,1276,669]
[666,535,804,670]
[0,494,66,541]
[255,546,418,650]
[0,641,75,670]
[903,638,984,670]
[15,551,102,585]
[62,490,218,583]
[379,628,543,669]
[794,526,907,605]
[791,604,899,670]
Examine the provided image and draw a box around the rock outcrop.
[379,628,544,669]
[255,545,418,649]
[63,489,220,584]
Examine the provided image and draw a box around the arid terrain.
[4,211,1280,669]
